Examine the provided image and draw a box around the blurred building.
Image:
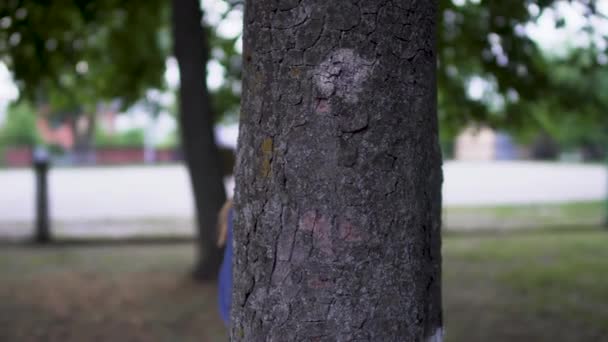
[455,126,520,161]
[3,101,179,167]
[36,114,74,150]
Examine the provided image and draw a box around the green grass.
[444,230,608,341]
[0,228,607,341]
[444,201,604,231]
[467,201,603,219]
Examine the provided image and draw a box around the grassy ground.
[0,229,607,341]
[445,201,604,231]
[0,245,227,342]
[443,230,608,341]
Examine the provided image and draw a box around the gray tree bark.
[171,0,226,280]
[232,0,443,340]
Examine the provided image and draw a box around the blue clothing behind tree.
[218,207,233,325]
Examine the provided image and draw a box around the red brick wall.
[2,147,177,167]
[4,147,32,167]
[95,148,176,164]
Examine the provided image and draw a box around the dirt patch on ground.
[0,246,227,342]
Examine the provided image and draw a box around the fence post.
[33,148,51,243]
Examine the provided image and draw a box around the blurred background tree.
[0,0,232,279]
[0,0,167,109]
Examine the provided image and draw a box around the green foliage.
[518,101,606,147]
[0,0,168,112]
[157,130,179,149]
[45,142,65,155]
[208,29,242,122]
[1,0,605,145]
[438,0,607,142]
[94,128,144,148]
[0,101,40,147]
[510,49,608,146]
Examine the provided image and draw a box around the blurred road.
[442,161,606,206]
[0,161,605,226]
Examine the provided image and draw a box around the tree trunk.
[232,0,442,340]
[604,138,608,228]
[171,0,227,280]
[70,114,96,164]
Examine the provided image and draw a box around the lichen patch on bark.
[313,48,374,104]
[261,137,273,177]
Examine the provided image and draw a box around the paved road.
[0,161,605,224]
[442,161,606,206]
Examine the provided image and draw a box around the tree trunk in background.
[171,0,226,280]
[604,138,608,227]
[232,0,442,340]
[71,114,96,164]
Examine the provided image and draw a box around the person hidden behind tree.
[217,199,233,326]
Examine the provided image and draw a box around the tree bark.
[232,0,442,340]
[171,0,227,280]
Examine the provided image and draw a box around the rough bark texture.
[171,0,226,280]
[232,0,442,340]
